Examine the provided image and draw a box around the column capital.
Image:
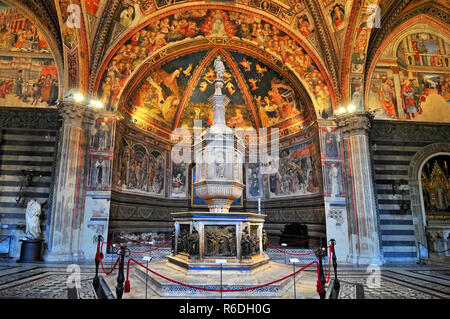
[57,101,99,127]
[334,111,374,137]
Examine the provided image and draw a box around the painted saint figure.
[380,78,397,119]
[401,79,419,119]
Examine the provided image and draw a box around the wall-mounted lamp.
[73,93,85,103]
[347,104,356,113]
[89,100,103,109]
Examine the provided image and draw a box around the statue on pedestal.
[25,199,42,240]
[214,56,225,82]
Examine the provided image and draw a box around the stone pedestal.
[17,239,44,262]
[335,112,383,264]
[169,211,269,270]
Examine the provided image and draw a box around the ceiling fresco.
[121,48,311,132]
[95,6,333,122]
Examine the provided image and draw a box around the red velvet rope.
[129,237,172,254]
[100,255,120,275]
[98,239,330,296]
[266,242,318,256]
[128,257,319,292]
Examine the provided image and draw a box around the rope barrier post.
[142,256,151,299]
[281,243,287,264]
[315,248,326,300]
[289,258,299,299]
[92,234,103,290]
[329,239,340,296]
[116,245,126,300]
[293,262,296,299]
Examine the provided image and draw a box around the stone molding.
[58,101,101,128]
[335,111,374,138]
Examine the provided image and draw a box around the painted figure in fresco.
[298,16,312,37]
[96,159,104,187]
[40,74,52,103]
[211,10,227,35]
[306,169,319,193]
[401,79,420,119]
[172,170,185,194]
[14,70,24,97]
[418,41,428,66]
[100,76,113,110]
[412,41,420,66]
[331,5,345,29]
[380,78,397,119]
[227,109,247,128]
[325,127,338,158]
[249,171,260,197]
[329,164,339,198]
[48,79,58,105]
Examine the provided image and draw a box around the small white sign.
[142,256,152,262]
[289,258,299,263]
[281,243,287,247]
[215,259,227,264]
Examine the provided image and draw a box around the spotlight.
[347,104,356,113]
[130,119,138,124]
[336,107,346,115]
[73,92,85,102]
[89,100,103,108]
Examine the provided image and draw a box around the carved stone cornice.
[334,111,374,138]
[0,107,61,130]
[371,120,450,142]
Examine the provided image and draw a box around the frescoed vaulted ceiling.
[0,0,448,140]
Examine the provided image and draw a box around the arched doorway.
[408,143,450,262]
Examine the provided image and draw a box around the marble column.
[335,111,383,264]
[45,102,97,261]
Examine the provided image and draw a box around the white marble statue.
[214,56,225,81]
[25,199,42,240]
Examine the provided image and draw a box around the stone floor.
[0,258,448,299]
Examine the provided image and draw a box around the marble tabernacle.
[130,56,300,298]
[167,55,269,270]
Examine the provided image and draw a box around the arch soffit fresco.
[93,3,336,117]
[2,0,64,97]
[364,14,450,105]
[53,0,90,93]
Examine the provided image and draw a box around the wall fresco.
[0,1,58,107]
